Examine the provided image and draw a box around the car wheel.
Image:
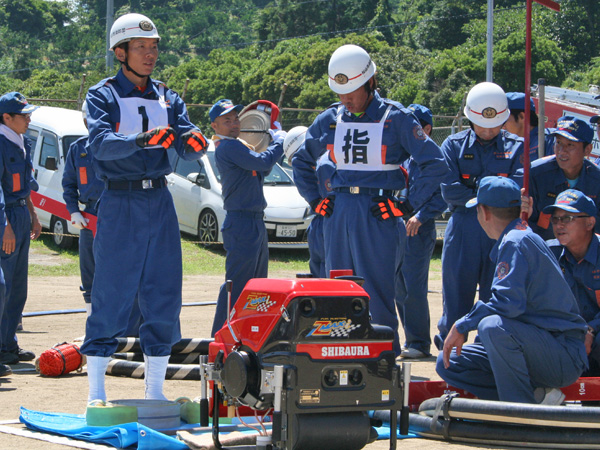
[50,216,75,249]
[198,210,218,246]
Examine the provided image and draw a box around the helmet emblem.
[139,20,154,32]
[334,74,348,85]
[482,107,497,119]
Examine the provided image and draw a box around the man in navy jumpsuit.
[62,110,141,337]
[0,92,40,367]
[81,13,208,403]
[437,176,587,404]
[293,45,447,354]
[436,82,523,350]
[545,190,600,376]
[515,116,600,241]
[504,92,555,159]
[210,99,285,336]
[397,104,447,359]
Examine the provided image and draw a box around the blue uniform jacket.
[62,136,104,214]
[293,92,447,211]
[0,134,36,204]
[406,157,446,223]
[514,156,600,240]
[214,136,284,213]
[455,219,587,341]
[441,129,524,212]
[86,70,202,181]
[548,236,600,334]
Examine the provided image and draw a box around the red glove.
[182,130,209,154]
[371,196,404,220]
[313,196,335,217]
[136,126,176,149]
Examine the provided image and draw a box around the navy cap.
[408,104,433,126]
[590,115,600,124]
[209,99,243,123]
[542,189,596,217]
[0,92,38,115]
[505,92,536,113]
[551,116,594,143]
[466,176,521,209]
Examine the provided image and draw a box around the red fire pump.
[199,275,406,450]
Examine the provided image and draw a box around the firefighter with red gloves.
[81,13,208,405]
[209,99,286,336]
[293,45,447,355]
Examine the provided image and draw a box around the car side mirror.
[187,171,207,185]
[44,156,58,171]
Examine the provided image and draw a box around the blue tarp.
[20,407,189,449]
[19,407,416,448]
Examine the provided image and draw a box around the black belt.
[106,177,167,191]
[6,198,27,208]
[334,187,394,196]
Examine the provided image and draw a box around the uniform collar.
[563,233,599,266]
[490,218,529,261]
[468,128,505,150]
[116,69,159,97]
[342,91,385,121]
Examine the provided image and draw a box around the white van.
[25,106,88,248]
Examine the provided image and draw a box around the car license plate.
[276,224,297,238]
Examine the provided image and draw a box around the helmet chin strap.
[122,58,148,80]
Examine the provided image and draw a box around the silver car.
[167,146,313,249]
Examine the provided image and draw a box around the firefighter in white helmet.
[293,44,448,355]
[81,12,209,405]
[435,81,524,351]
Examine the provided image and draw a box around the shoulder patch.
[412,125,426,141]
[496,262,510,280]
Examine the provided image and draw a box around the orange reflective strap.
[538,212,551,230]
[12,173,20,192]
[79,167,88,185]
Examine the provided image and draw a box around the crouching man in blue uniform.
[293,45,448,355]
[81,13,208,403]
[210,99,285,336]
[62,103,141,338]
[437,177,587,404]
[545,190,600,376]
[436,82,524,350]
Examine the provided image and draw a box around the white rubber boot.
[86,356,111,403]
[144,355,169,400]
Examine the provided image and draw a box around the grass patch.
[30,232,439,278]
[29,233,311,277]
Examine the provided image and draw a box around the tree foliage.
[0,0,597,120]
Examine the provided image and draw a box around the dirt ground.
[0,250,510,450]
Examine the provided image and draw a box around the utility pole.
[106,0,114,72]
[486,0,493,82]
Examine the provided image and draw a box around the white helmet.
[464,82,510,128]
[328,44,376,95]
[109,13,160,51]
[283,126,308,161]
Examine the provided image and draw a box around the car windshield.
[207,151,292,185]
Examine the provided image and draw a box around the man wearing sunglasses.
[515,116,600,241]
[545,189,600,376]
